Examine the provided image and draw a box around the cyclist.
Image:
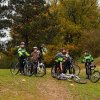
[54,48,66,75]
[40,44,48,55]
[18,42,30,73]
[31,46,41,65]
[31,47,42,74]
[63,50,72,74]
[82,50,94,79]
[38,44,48,60]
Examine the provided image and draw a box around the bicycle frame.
[85,60,96,71]
[37,61,41,71]
[23,58,29,64]
[36,61,44,72]
[58,73,80,80]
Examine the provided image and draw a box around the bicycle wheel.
[90,71,100,83]
[34,63,46,77]
[73,76,87,84]
[10,62,20,75]
[24,62,34,76]
[71,64,80,76]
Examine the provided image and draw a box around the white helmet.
[20,42,25,45]
[33,47,38,49]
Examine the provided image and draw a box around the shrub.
[0,52,17,69]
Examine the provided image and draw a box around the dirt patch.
[36,79,73,100]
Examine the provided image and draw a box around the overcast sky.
[99,0,100,4]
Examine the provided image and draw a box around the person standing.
[18,42,30,73]
[31,47,41,65]
[82,50,94,79]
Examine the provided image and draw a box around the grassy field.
[0,67,100,100]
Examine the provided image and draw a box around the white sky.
[0,28,12,42]
[98,0,100,5]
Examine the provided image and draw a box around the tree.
[7,0,50,47]
[1,0,100,57]
[0,0,12,51]
[53,0,100,45]
[6,0,61,51]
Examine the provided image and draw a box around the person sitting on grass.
[82,50,94,79]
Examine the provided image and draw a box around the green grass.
[59,77,100,100]
[56,67,100,100]
[0,69,43,100]
[0,68,100,100]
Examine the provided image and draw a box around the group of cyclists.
[53,48,94,79]
[17,42,46,74]
[17,41,94,79]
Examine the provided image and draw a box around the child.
[18,42,30,73]
[82,50,94,79]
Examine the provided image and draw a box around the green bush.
[0,52,17,69]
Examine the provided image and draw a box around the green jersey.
[55,52,64,62]
[82,54,94,63]
[18,48,30,57]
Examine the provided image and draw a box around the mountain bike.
[66,57,80,76]
[85,60,100,83]
[29,61,46,77]
[57,73,87,84]
[51,58,80,78]
[10,58,32,76]
[51,61,86,84]
[51,61,63,78]
[23,58,33,76]
[10,60,20,75]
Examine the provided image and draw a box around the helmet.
[33,47,38,49]
[20,42,25,45]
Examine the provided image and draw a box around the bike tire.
[73,76,87,84]
[34,64,46,77]
[90,71,100,83]
[10,62,20,75]
[24,62,34,76]
[70,64,80,76]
